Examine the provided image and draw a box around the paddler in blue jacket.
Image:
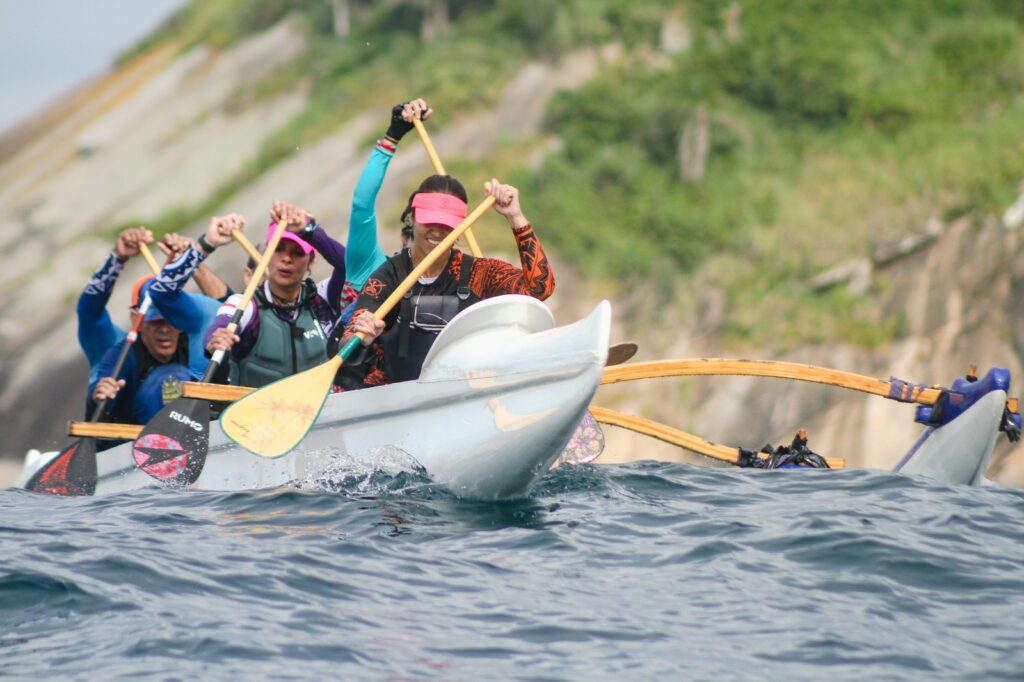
[87,276,197,426]
[85,214,249,426]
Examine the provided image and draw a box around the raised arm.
[190,214,245,300]
[345,99,433,289]
[472,180,555,300]
[270,200,347,312]
[150,216,240,334]
[77,226,151,368]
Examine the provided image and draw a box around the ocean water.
[2,462,1023,680]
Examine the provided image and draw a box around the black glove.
[385,102,415,141]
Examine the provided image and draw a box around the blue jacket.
[86,339,192,424]
[77,252,127,382]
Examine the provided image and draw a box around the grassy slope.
[125,0,1024,352]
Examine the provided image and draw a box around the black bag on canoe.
[737,432,831,469]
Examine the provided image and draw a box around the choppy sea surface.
[2,461,1023,680]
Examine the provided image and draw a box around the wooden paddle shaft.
[70,421,141,439]
[412,118,446,174]
[138,241,161,276]
[205,222,287,374]
[412,117,483,258]
[602,358,943,406]
[233,221,286,327]
[231,228,261,262]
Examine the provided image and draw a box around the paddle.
[231,228,261,262]
[606,341,638,367]
[412,117,484,258]
[220,195,496,458]
[588,406,845,468]
[129,221,289,485]
[553,343,636,466]
[25,242,162,495]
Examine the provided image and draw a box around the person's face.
[134,315,180,363]
[267,240,311,288]
[411,220,452,261]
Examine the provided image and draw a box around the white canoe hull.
[87,296,611,501]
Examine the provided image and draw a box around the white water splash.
[293,445,428,494]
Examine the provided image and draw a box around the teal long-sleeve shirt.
[344,142,393,293]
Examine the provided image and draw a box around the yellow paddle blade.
[219,356,342,458]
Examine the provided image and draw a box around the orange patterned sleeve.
[467,224,555,301]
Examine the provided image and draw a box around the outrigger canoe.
[24,296,611,500]
[18,298,1018,496]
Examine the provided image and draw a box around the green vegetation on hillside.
[129,0,1024,351]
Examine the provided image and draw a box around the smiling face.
[267,240,312,290]
[411,219,452,259]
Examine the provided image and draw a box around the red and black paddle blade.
[132,397,210,486]
[24,437,98,496]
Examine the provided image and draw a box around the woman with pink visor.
[204,206,342,388]
[332,175,555,388]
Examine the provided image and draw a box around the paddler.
[87,276,197,427]
[202,204,344,388]
[78,225,233,385]
[333,176,555,388]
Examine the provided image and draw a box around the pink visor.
[266,223,314,255]
[412,193,467,229]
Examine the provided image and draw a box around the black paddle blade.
[606,342,638,367]
[133,398,210,486]
[24,438,98,496]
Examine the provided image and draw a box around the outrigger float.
[594,360,1020,484]
[20,296,1020,500]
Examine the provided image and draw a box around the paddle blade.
[133,397,210,485]
[24,438,98,496]
[219,357,340,458]
[606,342,638,367]
[552,411,606,467]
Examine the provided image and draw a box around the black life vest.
[378,253,477,382]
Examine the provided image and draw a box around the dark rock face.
[1,356,88,455]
